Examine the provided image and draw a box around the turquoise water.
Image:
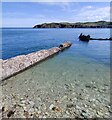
[2,28,111,87]
[2,28,110,81]
[2,28,110,118]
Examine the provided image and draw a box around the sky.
[1,2,110,27]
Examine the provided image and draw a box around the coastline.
[1,28,110,119]
[1,1,111,119]
[2,55,110,118]
[33,21,112,29]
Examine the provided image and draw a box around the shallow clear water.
[2,28,110,86]
[2,28,110,94]
[2,28,110,118]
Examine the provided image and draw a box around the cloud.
[75,7,110,21]
[38,1,71,10]
[85,6,93,9]
[68,6,110,22]
[2,2,110,27]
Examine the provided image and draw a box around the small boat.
[79,33,90,42]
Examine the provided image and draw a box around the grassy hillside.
[33,21,112,28]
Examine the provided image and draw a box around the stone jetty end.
[1,42,72,81]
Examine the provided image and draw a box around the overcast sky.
[2,2,110,27]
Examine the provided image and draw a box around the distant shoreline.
[33,21,112,28]
[1,21,112,29]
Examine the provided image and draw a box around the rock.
[2,106,5,112]
[83,104,87,108]
[24,111,29,118]
[97,111,103,116]
[65,110,70,115]
[18,103,26,108]
[80,110,89,118]
[104,84,109,86]
[64,84,69,89]
[28,101,35,108]
[28,108,34,114]
[75,105,81,110]
[28,89,30,91]
[21,100,26,104]
[20,98,24,101]
[7,110,15,118]
[44,112,49,116]
[66,103,74,108]
[61,95,68,101]
[49,104,55,110]
[49,104,61,112]
[85,85,92,88]
[23,106,27,111]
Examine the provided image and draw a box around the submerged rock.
[7,110,15,118]
[49,104,61,112]
[66,103,74,108]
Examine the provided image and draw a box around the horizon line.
[1,20,111,28]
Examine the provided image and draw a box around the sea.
[2,28,110,96]
[2,28,110,81]
[2,28,110,110]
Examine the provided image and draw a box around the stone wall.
[1,42,72,81]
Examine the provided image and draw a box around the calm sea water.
[2,28,110,85]
[2,28,110,67]
[1,28,110,119]
[2,28,110,114]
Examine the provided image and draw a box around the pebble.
[61,95,68,101]
[66,103,74,108]
[49,104,55,110]
[23,106,27,111]
[18,103,25,108]
[20,98,24,101]
[2,106,5,112]
[24,111,29,118]
[28,89,30,91]
[21,100,26,104]
[28,101,35,108]
[75,105,81,110]
[2,73,110,118]
[97,111,103,116]
[81,110,90,118]
[83,104,87,108]
[49,104,61,112]
[85,85,91,88]
[7,110,15,118]
[28,108,34,114]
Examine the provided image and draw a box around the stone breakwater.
[1,42,72,81]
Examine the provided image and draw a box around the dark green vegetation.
[33,21,112,28]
